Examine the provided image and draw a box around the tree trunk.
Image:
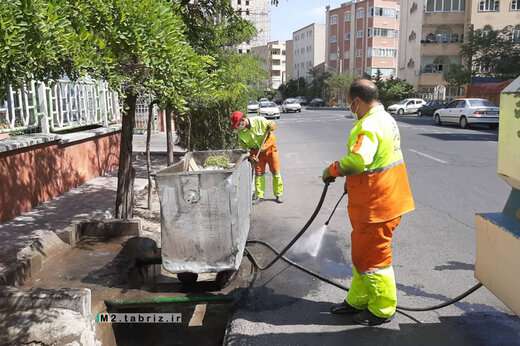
[146,101,155,210]
[165,105,174,166]
[115,92,137,220]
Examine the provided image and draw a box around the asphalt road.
[225,109,520,345]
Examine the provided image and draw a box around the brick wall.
[0,131,120,222]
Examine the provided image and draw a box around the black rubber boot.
[330,301,363,315]
[352,310,394,326]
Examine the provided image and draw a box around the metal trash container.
[154,150,252,283]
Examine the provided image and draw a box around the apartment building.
[231,0,271,53]
[326,0,400,78]
[398,0,520,97]
[286,39,294,80]
[251,41,287,89]
[292,23,326,80]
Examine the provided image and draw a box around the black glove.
[322,166,336,184]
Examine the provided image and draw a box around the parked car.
[417,100,448,117]
[258,101,281,119]
[387,98,426,115]
[433,98,499,129]
[247,101,259,113]
[309,98,325,107]
[295,96,308,106]
[259,98,269,102]
[281,99,302,113]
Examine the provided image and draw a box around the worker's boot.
[275,196,283,204]
[352,310,394,326]
[330,301,363,315]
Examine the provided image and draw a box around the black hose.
[245,184,484,313]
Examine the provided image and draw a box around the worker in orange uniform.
[230,111,284,203]
[322,79,415,326]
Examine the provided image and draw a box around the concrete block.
[475,213,520,316]
[57,223,82,246]
[0,231,71,286]
[0,286,92,317]
[78,219,141,240]
[0,307,100,346]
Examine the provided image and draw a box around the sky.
[270,0,345,42]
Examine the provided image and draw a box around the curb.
[0,286,92,317]
[305,107,349,111]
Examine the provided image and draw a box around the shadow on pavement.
[419,133,498,142]
[225,313,520,346]
[434,261,474,272]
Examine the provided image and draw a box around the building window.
[369,7,374,16]
[513,26,520,41]
[512,0,520,10]
[356,49,363,57]
[330,15,338,25]
[371,48,398,57]
[330,35,337,43]
[479,0,499,11]
[368,28,372,37]
[426,0,465,12]
[345,12,351,21]
[371,7,398,16]
[356,30,364,38]
[356,8,365,18]
[344,32,351,40]
[329,52,338,60]
[237,0,241,4]
[367,47,372,57]
[372,27,398,37]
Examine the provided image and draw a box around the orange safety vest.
[344,105,415,223]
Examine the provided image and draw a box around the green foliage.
[325,73,353,106]
[461,26,520,80]
[373,76,415,107]
[0,0,94,91]
[176,0,256,54]
[176,53,267,150]
[278,77,307,99]
[203,154,231,168]
[443,64,470,89]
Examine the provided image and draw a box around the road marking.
[188,304,206,327]
[409,149,448,164]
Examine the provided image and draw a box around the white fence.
[0,79,120,134]
[135,95,160,134]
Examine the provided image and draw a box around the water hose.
[105,295,233,307]
[245,183,483,312]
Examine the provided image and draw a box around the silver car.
[281,99,302,113]
[247,101,259,113]
[434,98,499,129]
[258,101,281,119]
[387,98,426,115]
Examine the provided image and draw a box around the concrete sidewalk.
[0,175,147,286]
[132,133,185,155]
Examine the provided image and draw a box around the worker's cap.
[230,111,244,129]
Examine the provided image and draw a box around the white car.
[281,99,302,113]
[258,101,281,119]
[434,98,499,129]
[387,98,426,115]
[247,101,259,113]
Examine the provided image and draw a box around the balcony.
[421,42,461,56]
[418,72,446,86]
[423,11,465,26]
